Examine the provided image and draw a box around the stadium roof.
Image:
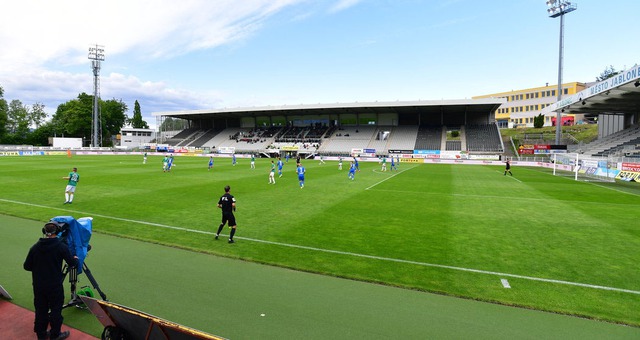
[151,98,505,120]
[542,64,640,116]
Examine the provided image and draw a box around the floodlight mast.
[546,0,577,145]
[88,45,105,147]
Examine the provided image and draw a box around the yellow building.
[473,82,587,128]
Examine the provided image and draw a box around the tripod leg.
[83,263,108,301]
[63,266,80,308]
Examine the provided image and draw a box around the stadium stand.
[414,126,443,150]
[164,128,199,146]
[446,140,462,151]
[181,129,222,147]
[578,125,640,157]
[201,128,243,149]
[160,123,510,156]
[465,124,504,152]
[384,126,419,152]
[365,127,391,153]
[318,126,376,154]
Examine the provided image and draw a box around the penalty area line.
[2,197,640,296]
[365,166,417,190]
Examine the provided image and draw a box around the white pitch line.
[532,167,640,197]
[2,197,640,296]
[365,166,417,190]
[496,170,522,183]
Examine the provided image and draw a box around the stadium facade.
[151,98,507,158]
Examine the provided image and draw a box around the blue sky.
[1,0,638,128]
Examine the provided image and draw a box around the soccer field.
[2,154,639,326]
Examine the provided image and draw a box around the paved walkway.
[0,299,97,340]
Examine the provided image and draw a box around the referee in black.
[215,185,237,243]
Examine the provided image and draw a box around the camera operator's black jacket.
[24,237,77,290]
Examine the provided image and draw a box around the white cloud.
[0,0,305,69]
[0,0,309,128]
[328,0,363,13]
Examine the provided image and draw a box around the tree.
[129,100,149,129]
[7,99,30,143]
[0,86,8,141]
[3,99,48,144]
[101,98,128,146]
[29,102,47,128]
[52,93,128,146]
[160,117,188,131]
[596,65,619,82]
[533,113,545,128]
[52,93,94,141]
[26,121,55,146]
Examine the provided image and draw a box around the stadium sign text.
[542,63,640,113]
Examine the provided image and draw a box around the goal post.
[552,153,617,182]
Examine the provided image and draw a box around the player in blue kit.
[167,154,174,172]
[353,156,360,172]
[348,161,356,180]
[277,157,284,177]
[208,156,214,171]
[297,162,306,188]
[390,156,397,171]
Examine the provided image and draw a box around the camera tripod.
[62,262,108,309]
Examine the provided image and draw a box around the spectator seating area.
[446,140,462,151]
[319,126,376,154]
[164,128,200,146]
[578,125,640,157]
[384,126,419,151]
[185,130,220,148]
[275,126,325,143]
[160,123,505,155]
[465,124,503,152]
[414,126,443,151]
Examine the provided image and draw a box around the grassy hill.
[500,124,599,144]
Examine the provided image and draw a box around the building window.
[564,88,568,95]
[535,92,539,98]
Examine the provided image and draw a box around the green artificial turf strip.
[1,154,639,327]
[2,214,640,339]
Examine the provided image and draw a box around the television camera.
[48,216,107,308]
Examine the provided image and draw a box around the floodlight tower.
[88,45,105,147]
[546,0,577,145]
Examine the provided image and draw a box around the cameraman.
[24,222,78,340]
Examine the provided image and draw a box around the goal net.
[552,153,617,182]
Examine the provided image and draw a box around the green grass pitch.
[1,154,639,326]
